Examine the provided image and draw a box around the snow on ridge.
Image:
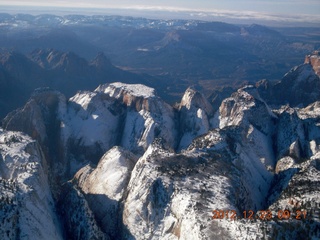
[69,91,97,110]
[0,130,64,240]
[96,82,156,98]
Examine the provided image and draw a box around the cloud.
[119,5,320,23]
[0,1,319,24]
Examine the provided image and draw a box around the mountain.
[0,49,156,119]
[1,53,320,239]
[257,51,320,107]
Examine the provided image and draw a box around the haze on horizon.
[0,0,320,26]
[1,0,320,15]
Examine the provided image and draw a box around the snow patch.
[97,82,156,98]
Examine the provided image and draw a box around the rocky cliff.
[257,51,320,107]
[305,50,320,76]
[178,87,214,150]
[0,130,63,240]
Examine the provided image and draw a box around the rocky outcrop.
[97,82,157,111]
[178,87,214,150]
[0,130,63,240]
[216,86,277,210]
[58,182,108,240]
[266,157,320,239]
[75,146,138,202]
[96,82,178,153]
[60,89,125,170]
[122,141,243,239]
[2,89,68,197]
[272,101,320,162]
[3,88,68,180]
[73,147,138,238]
[257,56,320,107]
[305,50,320,76]
[219,85,276,134]
[2,88,66,144]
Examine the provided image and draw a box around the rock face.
[2,89,68,197]
[3,82,177,178]
[305,50,320,76]
[218,86,277,210]
[178,87,214,150]
[257,53,320,107]
[1,57,320,240]
[123,136,252,239]
[0,130,63,240]
[219,86,276,134]
[73,147,138,239]
[97,82,178,153]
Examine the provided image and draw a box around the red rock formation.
[305,50,320,76]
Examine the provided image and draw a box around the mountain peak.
[178,87,214,149]
[0,51,32,67]
[95,82,162,114]
[245,24,282,37]
[90,52,112,68]
[219,86,276,134]
[180,87,213,116]
[29,48,87,71]
[96,82,156,99]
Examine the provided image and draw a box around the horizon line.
[0,4,320,26]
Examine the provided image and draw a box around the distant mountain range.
[0,13,319,94]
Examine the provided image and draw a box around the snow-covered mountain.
[0,130,63,240]
[1,55,320,239]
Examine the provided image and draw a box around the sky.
[0,0,320,25]
[0,0,319,15]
